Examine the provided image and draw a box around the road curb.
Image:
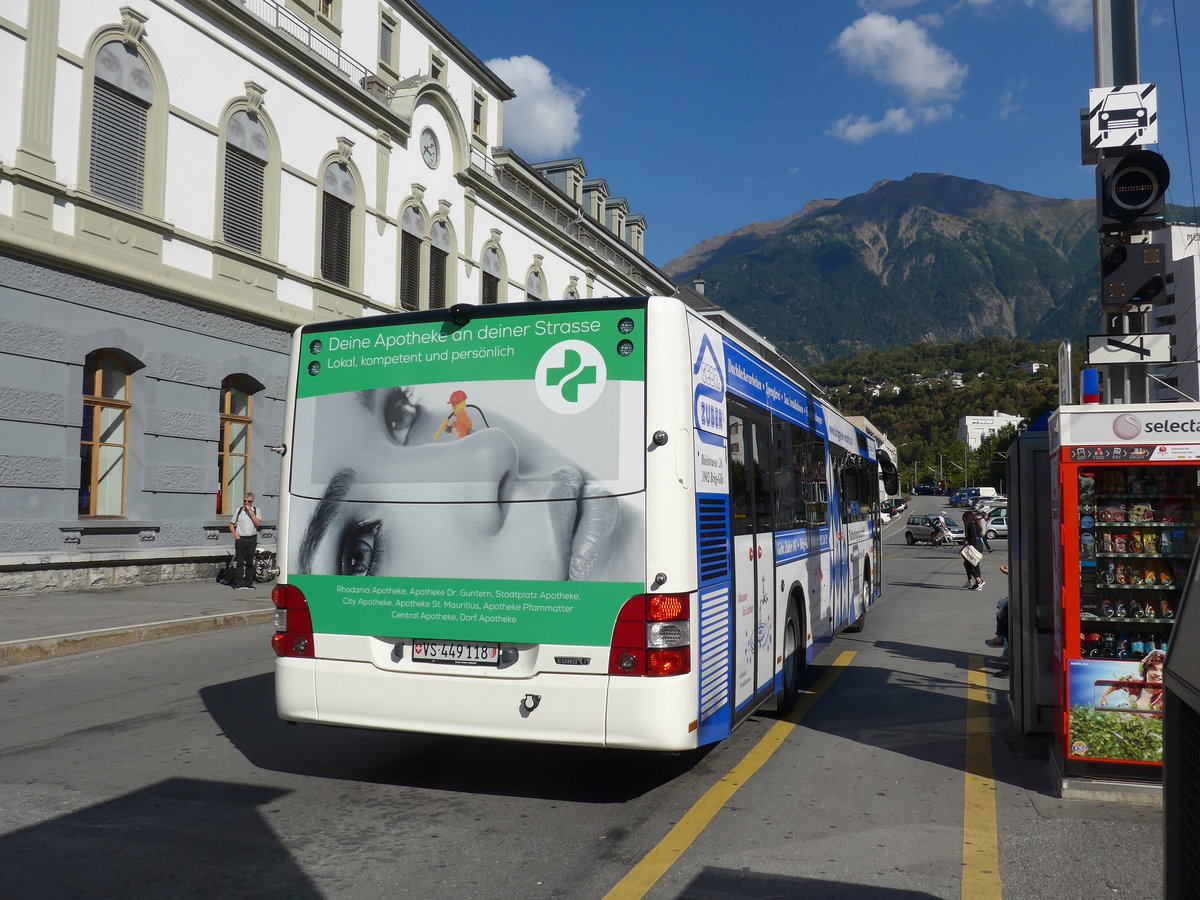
[0,609,274,667]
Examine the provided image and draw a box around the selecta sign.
[1055,404,1200,463]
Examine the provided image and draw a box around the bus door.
[728,399,776,714]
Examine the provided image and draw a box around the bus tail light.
[271,583,315,658]
[608,593,690,676]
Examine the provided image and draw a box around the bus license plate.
[412,639,499,666]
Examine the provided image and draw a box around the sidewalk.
[0,579,275,667]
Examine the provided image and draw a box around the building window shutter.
[223,146,264,253]
[90,80,148,210]
[429,222,449,309]
[399,235,421,310]
[482,247,501,305]
[320,163,355,286]
[321,193,352,284]
[399,207,422,310]
[223,111,268,254]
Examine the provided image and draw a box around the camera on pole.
[1096,149,1171,232]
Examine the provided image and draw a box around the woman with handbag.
[961,510,986,590]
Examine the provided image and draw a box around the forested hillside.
[808,337,1064,489]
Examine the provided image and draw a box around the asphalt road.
[0,500,1164,898]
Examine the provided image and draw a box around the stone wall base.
[0,558,227,594]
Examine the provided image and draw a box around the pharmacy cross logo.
[535,340,606,414]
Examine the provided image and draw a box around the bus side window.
[805,435,827,526]
[752,419,774,531]
[728,412,753,536]
[773,421,802,530]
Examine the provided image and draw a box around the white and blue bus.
[272,296,894,750]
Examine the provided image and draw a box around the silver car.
[904,514,965,545]
[984,515,1008,541]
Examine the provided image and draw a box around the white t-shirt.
[231,505,259,537]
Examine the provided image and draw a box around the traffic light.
[1099,241,1167,309]
[1097,149,1171,231]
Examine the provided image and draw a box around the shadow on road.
[677,866,943,898]
[201,673,711,802]
[0,778,316,899]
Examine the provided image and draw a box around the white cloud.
[1039,0,1092,31]
[833,13,968,104]
[485,55,585,160]
[828,104,954,143]
[829,108,918,142]
[829,13,966,143]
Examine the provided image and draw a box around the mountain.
[662,173,1099,365]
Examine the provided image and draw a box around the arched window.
[526,269,544,302]
[89,41,153,210]
[222,111,268,254]
[482,247,502,305]
[79,351,131,516]
[429,222,450,309]
[320,162,355,285]
[218,376,253,517]
[399,206,422,311]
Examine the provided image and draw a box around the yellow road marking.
[962,655,1002,899]
[603,651,855,900]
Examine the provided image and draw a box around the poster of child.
[1067,651,1165,763]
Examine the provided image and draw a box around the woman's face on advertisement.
[298,387,619,581]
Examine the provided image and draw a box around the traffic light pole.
[1093,0,1138,89]
[1096,0,1140,403]
[1091,0,1169,405]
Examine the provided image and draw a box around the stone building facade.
[0,0,674,591]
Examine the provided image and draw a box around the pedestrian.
[228,492,261,589]
[961,509,986,590]
[986,563,1010,675]
[980,515,994,553]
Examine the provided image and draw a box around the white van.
[961,487,997,504]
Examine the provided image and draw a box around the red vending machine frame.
[1051,403,1200,780]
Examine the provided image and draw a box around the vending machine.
[1050,402,1200,780]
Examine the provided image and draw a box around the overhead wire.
[1167,0,1196,219]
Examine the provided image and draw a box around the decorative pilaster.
[16,0,62,179]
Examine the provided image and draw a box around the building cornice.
[182,0,414,140]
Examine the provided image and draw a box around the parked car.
[881,498,908,516]
[949,489,969,508]
[904,513,965,545]
[912,484,938,495]
[975,496,1008,515]
[984,514,1008,541]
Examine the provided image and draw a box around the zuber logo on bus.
[691,331,726,436]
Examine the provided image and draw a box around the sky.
[431,0,1200,270]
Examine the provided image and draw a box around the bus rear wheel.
[776,603,802,716]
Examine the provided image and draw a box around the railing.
[236,0,370,86]
[495,166,641,282]
[469,146,495,178]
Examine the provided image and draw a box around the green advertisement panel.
[291,574,642,645]
[299,308,645,397]
[287,306,648,645]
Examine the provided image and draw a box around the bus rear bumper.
[276,658,700,751]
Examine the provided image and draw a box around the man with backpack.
[228,492,262,590]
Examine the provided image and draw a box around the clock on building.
[420,127,440,168]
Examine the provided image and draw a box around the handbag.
[960,544,983,566]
